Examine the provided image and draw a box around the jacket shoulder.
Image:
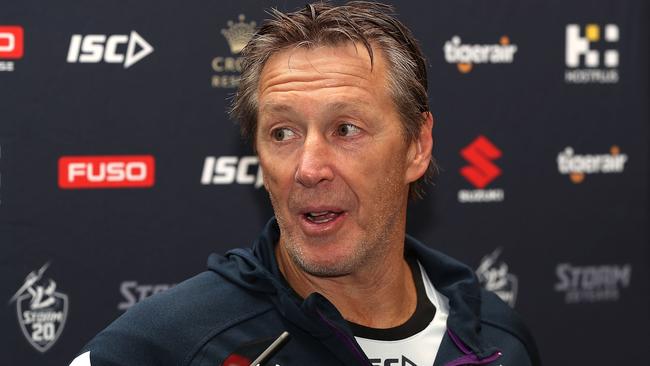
[479,289,541,366]
[74,271,274,366]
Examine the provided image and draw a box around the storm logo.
[476,248,518,307]
[9,262,68,352]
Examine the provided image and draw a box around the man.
[71,2,540,365]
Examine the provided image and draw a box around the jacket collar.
[211,217,499,361]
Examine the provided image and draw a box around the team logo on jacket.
[476,247,518,307]
[9,262,68,352]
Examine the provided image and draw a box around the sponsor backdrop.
[0,0,647,364]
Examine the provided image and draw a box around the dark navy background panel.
[0,0,647,364]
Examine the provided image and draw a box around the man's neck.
[276,239,417,329]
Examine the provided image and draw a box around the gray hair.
[230,1,435,199]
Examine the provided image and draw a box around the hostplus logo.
[67,31,154,68]
[557,145,627,183]
[201,156,263,188]
[9,263,68,352]
[555,263,631,303]
[443,35,517,73]
[565,24,619,84]
[476,248,518,307]
[458,135,504,203]
[211,14,257,88]
[0,25,24,72]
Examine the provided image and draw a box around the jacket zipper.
[445,329,502,366]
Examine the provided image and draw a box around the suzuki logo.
[67,31,153,68]
[460,136,502,189]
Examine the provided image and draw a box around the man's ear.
[405,112,434,184]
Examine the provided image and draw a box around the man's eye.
[272,127,296,141]
[336,123,361,137]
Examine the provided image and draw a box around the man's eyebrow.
[259,101,369,115]
[259,103,295,114]
[324,101,368,114]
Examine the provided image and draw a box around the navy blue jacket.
[74,219,540,366]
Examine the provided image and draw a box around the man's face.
[256,43,425,277]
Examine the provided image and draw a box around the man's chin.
[292,256,355,278]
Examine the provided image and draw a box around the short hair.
[230,1,435,199]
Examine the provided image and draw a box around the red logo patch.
[0,26,24,59]
[58,155,155,189]
[460,136,502,189]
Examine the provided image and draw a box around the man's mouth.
[303,211,343,224]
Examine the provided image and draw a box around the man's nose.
[295,132,335,187]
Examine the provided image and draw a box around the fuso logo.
[460,136,502,189]
[67,31,153,68]
[59,155,155,189]
[0,26,24,59]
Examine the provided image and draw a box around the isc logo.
[201,156,263,188]
[58,155,155,189]
[66,31,153,68]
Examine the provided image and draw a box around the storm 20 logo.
[458,135,504,203]
[9,263,68,352]
[67,31,153,68]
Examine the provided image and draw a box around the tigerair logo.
[211,14,257,88]
[565,24,619,84]
[557,146,627,184]
[443,35,517,73]
[458,135,504,203]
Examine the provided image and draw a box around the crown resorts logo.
[443,35,517,73]
[557,145,627,183]
[9,263,68,352]
[211,14,257,88]
[458,135,504,203]
[565,24,619,84]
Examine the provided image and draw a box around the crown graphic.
[221,14,257,54]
